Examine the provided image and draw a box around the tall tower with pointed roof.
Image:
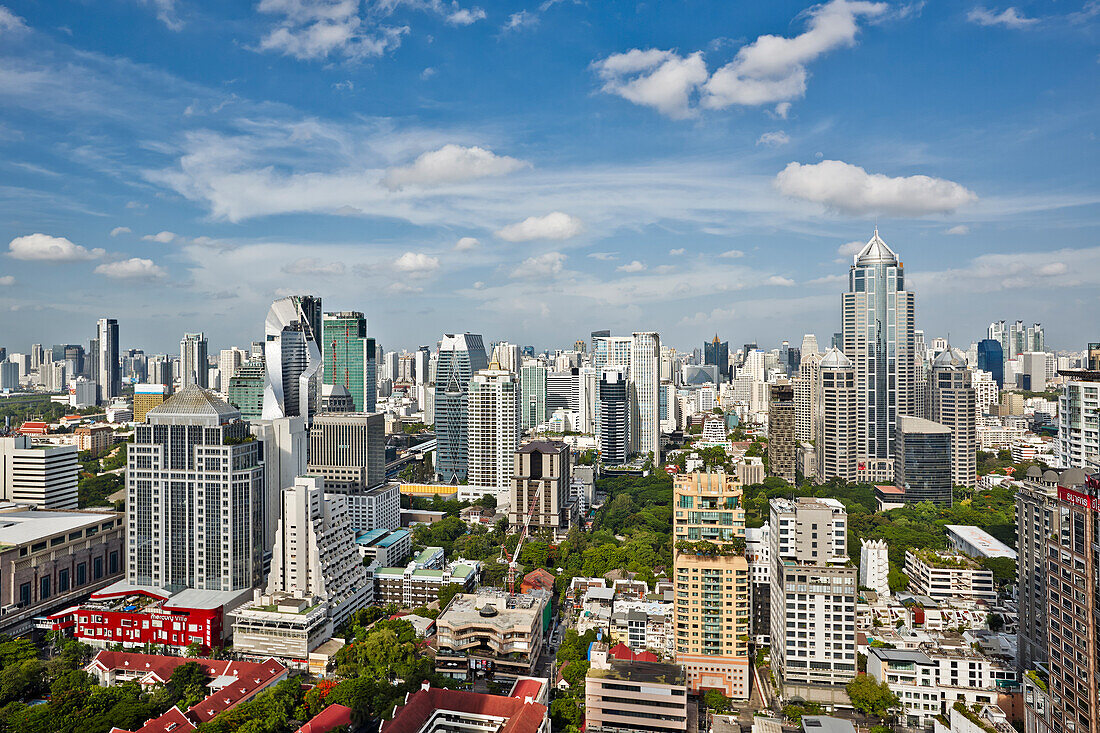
[841,230,917,480]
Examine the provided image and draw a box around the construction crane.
[500,482,543,597]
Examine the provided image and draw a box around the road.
[535,613,565,681]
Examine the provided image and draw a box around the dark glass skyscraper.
[704,335,729,382]
[597,366,628,465]
[894,416,952,504]
[976,338,1004,387]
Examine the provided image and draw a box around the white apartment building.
[464,366,520,502]
[1056,371,1099,469]
[0,436,78,510]
[903,550,995,603]
[630,332,661,461]
[345,482,400,531]
[859,539,890,597]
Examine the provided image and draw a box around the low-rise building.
[373,558,478,607]
[904,550,996,603]
[230,591,331,665]
[73,424,115,454]
[944,525,1017,561]
[435,592,546,683]
[382,679,549,733]
[584,642,690,733]
[354,527,412,567]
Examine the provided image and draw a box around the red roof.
[382,687,547,733]
[875,484,905,495]
[521,568,556,593]
[606,643,658,663]
[510,678,544,702]
[296,704,353,733]
[18,421,49,434]
[110,705,196,733]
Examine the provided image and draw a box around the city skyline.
[1,2,1098,350]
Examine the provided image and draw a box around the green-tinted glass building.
[322,311,377,412]
[227,356,265,420]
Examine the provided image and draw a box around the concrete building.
[0,436,78,510]
[903,550,995,602]
[464,366,520,503]
[230,591,331,663]
[795,344,822,445]
[1056,369,1100,468]
[180,332,209,389]
[383,680,549,733]
[73,424,114,454]
[435,333,488,484]
[673,470,750,698]
[944,525,1016,561]
[373,559,477,606]
[434,592,546,683]
[227,356,265,420]
[746,523,771,645]
[768,383,796,483]
[306,412,385,491]
[769,497,856,702]
[895,416,953,505]
[1015,467,1060,670]
[928,347,978,488]
[520,361,548,431]
[509,441,572,537]
[630,332,661,462]
[585,642,690,733]
[345,482,400,531]
[94,318,120,406]
[815,348,858,483]
[133,383,168,422]
[127,385,264,592]
[859,539,890,597]
[0,506,124,635]
[354,527,411,566]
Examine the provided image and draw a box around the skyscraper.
[1015,467,1059,671]
[768,384,796,484]
[509,441,572,537]
[795,335,822,445]
[95,318,120,406]
[815,347,858,483]
[704,335,729,383]
[262,295,323,422]
[322,311,377,413]
[307,412,386,492]
[1056,369,1100,468]
[180,332,209,389]
[127,385,264,592]
[519,361,548,431]
[630,331,660,461]
[465,365,520,502]
[894,417,952,504]
[927,347,977,488]
[841,230,916,480]
[227,356,266,420]
[434,333,488,483]
[976,339,1004,387]
[989,320,1044,363]
[597,367,629,465]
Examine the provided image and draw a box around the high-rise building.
[180,332,209,389]
[769,497,856,697]
[768,384,796,484]
[307,412,385,492]
[491,342,522,374]
[322,311,377,413]
[815,348,857,482]
[575,366,597,434]
[704,335,729,383]
[0,436,78,509]
[841,231,916,479]
[0,361,19,390]
[262,295,323,422]
[989,320,1044,363]
[928,347,977,488]
[673,470,750,698]
[127,385,264,592]
[434,334,488,483]
[592,335,631,374]
[1056,369,1100,468]
[976,339,1004,387]
[630,332,660,461]
[520,362,547,431]
[509,440,572,537]
[217,348,245,393]
[546,370,577,414]
[465,366,520,502]
[894,417,952,504]
[227,356,266,420]
[1015,467,1060,671]
[795,336,822,445]
[133,383,168,422]
[597,367,628,465]
[1088,342,1100,371]
[95,318,120,406]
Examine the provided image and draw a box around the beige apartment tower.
[815,347,858,483]
[928,347,977,488]
[509,440,572,537]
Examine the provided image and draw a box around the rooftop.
[517,440,568,454]
[381,685,546,733]
[588,659,685,686]
[0,509,117,547]
[899,416,952,434]
[802,716,857,733]
[146,384,240,425]
[439,592,543,630]
[945,525,1017,560]
[853,229,898,266]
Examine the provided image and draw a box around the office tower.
[0,436,78,509]
[509,440,572,536]
[307,412,385,491]
[590,329,611,354]
[769,497,856,695]
[380,348,398,382]
[576,366,597,434]
[320,384,353,412]
[630,332,660,461]
[250,415,307,558]
[217,348,245,393]
[520,362,548,430]
[768,384,796,483]
[546,370,577,414]
[673,470,750,698]
[147,356,171,386]
[972,370,999,417]
[795,343,822,444]
[227,356,266,420]
[704,335,729,383]
[1019,351,1055,392]
[597,367,629,465]
[434,334,488,483]
[928,347,977,488]
[592,335,631,374]
[127,385,264,592]
[841,230,916,479]
[976,339,1004,387]
[413,346,431,385]
[815,348,857,482]
[265,475,371,627]
[894,417,952,504]
[179,332,209,389]
[0,361,17,390]
[321,311,377,413]
[465,365,520,502]
[740,349,765,382]
[1025,470,1098,733]
[263,295,323,422]
[95,318,120,405]
[29,344,42,371]
[1057,369,1100,468]
[1088,342,1100,371]
[491,342,522,374]
[859,539,890,597]
[133,383,168,422]
[1016,467,1060,671]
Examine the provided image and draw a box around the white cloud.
[141,0,183,30]
[668,247,686,256]
[617,260,647,273]
[383,144,529,189]
[946,224,970,235]
[393,251,440,273]
[388,282,423,294]
[766,275,796,286]
[679,306,737,326]
[771,102,791,119]
[142,230,177,243]
[503,10,537,30]
[472,280,484,289]
[967,7,1037,28]
[256,0,409,60]
[837,240,864,257]
[718,249,744,259]
[592,49,709,119]
[125,200,147,209]
[775,160,978,216]
[757,131,790,147]
[420,67,436,79]
[332,80,354,91]
[1037,261,1068,276]
[511,251,566,278]
[446,6,485,25]
[282,257,346,275]
[94,257,165,279]
[588,251,618,261]
[594,1,887,118]
[0,275,14,286]
[8,233,106,261]
[455,236,480,251]
[0,6,27,33]
[807,272,847,285]
[110,226,132,237]
[911,246,1100,294]
[496,211,583,242]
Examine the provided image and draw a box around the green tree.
[702,689,731,712]
[436,583,465,611]
[845,674,900,718]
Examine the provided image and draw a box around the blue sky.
[0,0,1097,355]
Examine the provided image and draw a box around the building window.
[40,576,50,601]
[77,563,87,586]
[58,569,70,593]
[109,551,119,575]
[19,583,30,606]
[93,557,104,580]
